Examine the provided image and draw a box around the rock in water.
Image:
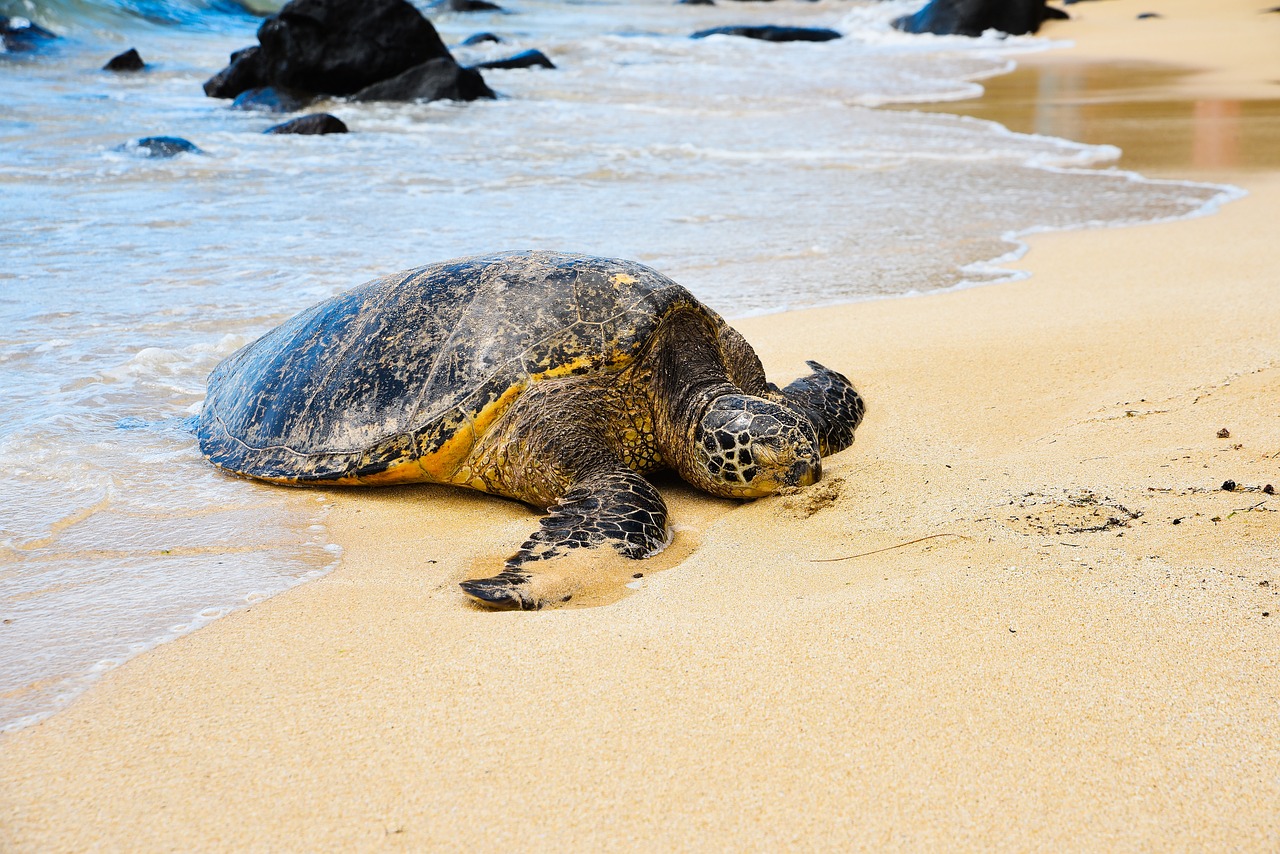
[264,113,349,134]
[460,32,502,45]
[118,137,204,158]
[104,48,146,72]
[205,46,265,98]
[352,57,495,102]
[231,86,313,112]
[204,0,455,99]
[691,25,841,42]
[1,15,58,52]
[470,49,555,70]
[447,0,505,10]
[893,0,1055,36]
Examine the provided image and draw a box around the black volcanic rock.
[205,46,268,98]
[447,0,505,10]
[119,136,203,158]
[893,0,1059,36]
[231,86,313,112]
[265,113,348,134]
[352,57,495,102]
[691,25,841,42]
[461,32,503,45]
[678,0,716,5]
[104,48,146,71]
[470,49,554,70]
[1,15,58,52]
[204,0,454,99]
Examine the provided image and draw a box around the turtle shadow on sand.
[197,251,865,610]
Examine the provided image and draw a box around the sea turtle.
[198,250,865,609]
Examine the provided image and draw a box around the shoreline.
[4,0,1280,848]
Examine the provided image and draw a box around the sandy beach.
[3,0,1279,849]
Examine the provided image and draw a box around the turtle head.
[690,394,821,499]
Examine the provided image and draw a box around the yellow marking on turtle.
[610,273,638,288]
[336,456,434,487]
[529,353,598,381]
[470,382,526,438]
[416,418,478,483]
[434,384,527,489]
[335,419,481,486]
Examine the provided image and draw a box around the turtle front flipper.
[772,360,866,456]
[460,468,669,610]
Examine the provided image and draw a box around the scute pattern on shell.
[198,250,713,483]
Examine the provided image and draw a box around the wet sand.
[909,0,1280,175]
[906,60,1280,174]
[3,0,1279,849]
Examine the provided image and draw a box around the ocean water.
[0,0,1237,732]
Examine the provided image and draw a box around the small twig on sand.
[813,533,966,563]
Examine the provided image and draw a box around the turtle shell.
[197,250,714,484]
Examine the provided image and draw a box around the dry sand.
[4,1,1279,849]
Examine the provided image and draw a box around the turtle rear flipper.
[460,468,669,610]
[773,361,865,457]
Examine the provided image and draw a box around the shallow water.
[0,0,1236,732]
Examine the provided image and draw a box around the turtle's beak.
[789,459,820,488]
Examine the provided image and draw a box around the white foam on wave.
[0,319,337,731]
[951,171,1246,290]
